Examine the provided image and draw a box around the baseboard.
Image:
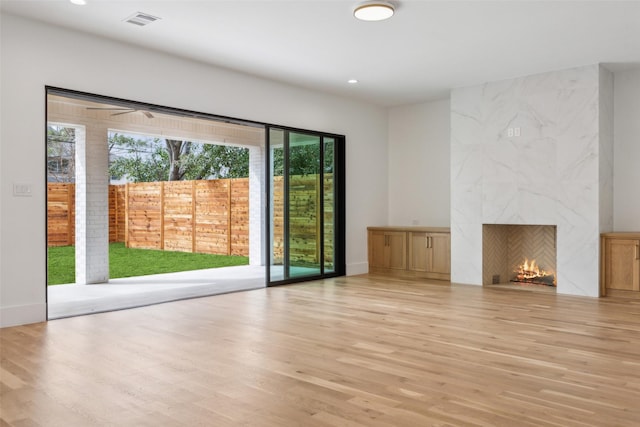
[604,289,640,299]
[347,262,368,276]
[0,303,47,328]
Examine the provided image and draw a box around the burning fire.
[514,258,556,286]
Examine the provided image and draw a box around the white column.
[248,145,264,266]
[75,125,109,284]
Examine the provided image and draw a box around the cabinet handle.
[428,236,432,248]
[636,244,639,260]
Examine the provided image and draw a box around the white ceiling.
[2,0,640,106]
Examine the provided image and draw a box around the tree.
[165,139,191,181]
[189,144,250,179]
[47,125,76,182]
[108,133,250,182]
[109,134,170,182]
[271,141,334,176]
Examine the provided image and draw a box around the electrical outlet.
[507,128,514,137]
[514,127,521,137]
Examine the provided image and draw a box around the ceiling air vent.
[124,12,161,27]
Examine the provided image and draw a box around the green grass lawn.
[47,242,249,285]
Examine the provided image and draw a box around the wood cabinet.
[408,232,451,280]
[601,233,640,295]
[368,230,406,270]
[368,227,450,281]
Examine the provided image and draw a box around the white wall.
[0,14,388,327]
[387,99,450,226]
[613,68,640,231]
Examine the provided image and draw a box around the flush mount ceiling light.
[354,1,395,21]
[70,0,87,5]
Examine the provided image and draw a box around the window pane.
[323,137,335,273]
[288,132,321,279]
[269,128,285,282]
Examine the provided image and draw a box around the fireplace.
[482,225,557,288]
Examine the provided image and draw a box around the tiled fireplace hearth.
[450,64,614,297]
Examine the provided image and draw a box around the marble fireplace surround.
[450,64,613,297]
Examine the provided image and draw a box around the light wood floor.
[2,274,640,426]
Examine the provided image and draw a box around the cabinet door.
[428,233,451,274]
[386,232,407,270]
[408,232,450,274]
[368,231,387,269]
[409,232,429,271]
[605,238,640,291]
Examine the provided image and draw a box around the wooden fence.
[47,175,334,264]
[271,175,335,266]
[47,179,250,256]
[110,185,126,243]
[47,183,76,246]
[125,179,249,256]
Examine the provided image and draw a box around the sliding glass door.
[267,127,344,286]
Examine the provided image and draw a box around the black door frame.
[265,125,345,287]
[45,87,346,300]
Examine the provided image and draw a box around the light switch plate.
[13,183,32,197]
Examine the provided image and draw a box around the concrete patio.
[47,265,266,319]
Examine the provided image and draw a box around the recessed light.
[348,79,359,84]
[354,1,395,21]
[70,0,87,5]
